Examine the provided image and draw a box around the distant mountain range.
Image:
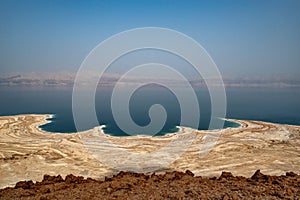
[0,72,299,88]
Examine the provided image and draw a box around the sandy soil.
[0,114,299,189]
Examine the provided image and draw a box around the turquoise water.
[0,87,299,136]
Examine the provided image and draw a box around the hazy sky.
[0,0,299,77]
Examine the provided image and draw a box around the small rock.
[43,175,63,183]
[185,170,194,177]
[107,187,112,193]
[286,171,297,177]
[15,180,34,189]
[65,174,84,183]
[251,170,267,180]
[219,172,233,180]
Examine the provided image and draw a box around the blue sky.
[0,0,299,77]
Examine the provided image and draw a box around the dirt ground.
[0,170,299,199]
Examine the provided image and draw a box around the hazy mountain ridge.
[0,72,299,88]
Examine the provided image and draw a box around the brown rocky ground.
[0,170,299,199]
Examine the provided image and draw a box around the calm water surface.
[0,87,299,136]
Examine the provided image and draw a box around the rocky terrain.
[0,170,299,199]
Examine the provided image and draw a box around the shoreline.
[34,113,242,135]
[5,112,300,136]
[35,114,56,133]
[0,114,300,188]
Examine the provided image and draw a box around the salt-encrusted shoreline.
[0,114,299,188]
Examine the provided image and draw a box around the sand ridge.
[0,114,299,188]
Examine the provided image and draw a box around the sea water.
[0,86,299,136]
